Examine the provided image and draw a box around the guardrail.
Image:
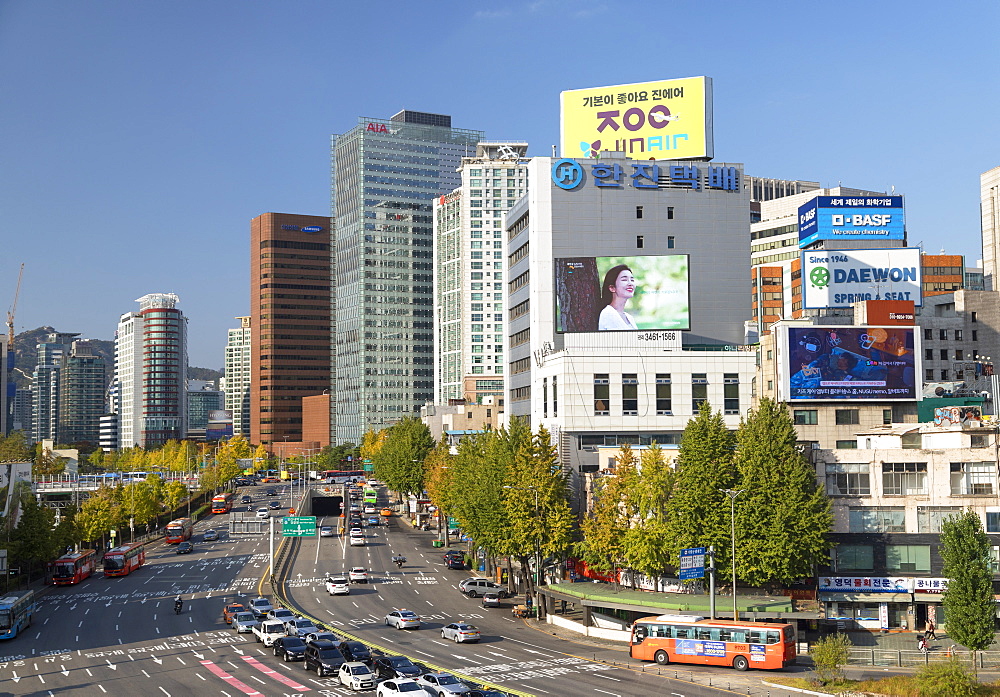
[268,535,534,697]
[846,647,997,667]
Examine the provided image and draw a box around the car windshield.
[317,649,340,658]
[235,613,254,621]
[350,665,371,675]
[437,675,460,685]
[399,685,423,693]
[458,625,476,631]
[389,657,413,667]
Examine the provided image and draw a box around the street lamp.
[720,488,745,621]
[504,485,542,596]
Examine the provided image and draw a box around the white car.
[348,567,368,583]
[415,673,471,695]
[350,535,365,547]
[377,679,435,697]
[363,505,377,515]
[441,622,481,643]
[320,525,335,537]
[325,577,350,595]
[385,609,421,630]
[339,661,376,691]
[256,507,269,519]
[268,608,296,623]
[285,617,320,637]
[349,527,364,537]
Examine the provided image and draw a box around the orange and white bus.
[211,492,234,514]
[630,614,797,671]
[103,542,146,577]
[164,517,193,544]
[49,549,97,585]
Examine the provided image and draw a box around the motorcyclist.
[174,596,183,614]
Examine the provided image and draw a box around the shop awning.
[821,593,912,603]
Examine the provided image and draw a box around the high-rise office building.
[31,332,79,443]
[250,213,332,447]
[225,316,252,437]
[115,293,188,449]
[57,340,106,445]
[187,383,224,430]
[331,110,482,443]
[981,165,1000,291]
[433,141,528,406]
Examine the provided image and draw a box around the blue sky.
[1,1,997,367]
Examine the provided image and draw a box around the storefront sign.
[818,576,912,593]
[913,578,949,592]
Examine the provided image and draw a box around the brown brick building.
[250,213,332,448]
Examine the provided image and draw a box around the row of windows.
[923,328,977,342]
[593,373,739,416]
[845,506,992,534]
[826,461,997,497]
[794,409,892,426]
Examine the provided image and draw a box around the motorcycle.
[392,556,406,569]
[174,600,183,615]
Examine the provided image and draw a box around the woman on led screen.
[598,264,638,330]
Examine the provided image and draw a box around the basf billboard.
[782,326,918,401]
[561,77,713,161]
[555,255,690,332]
[802,248,922,309]
[798,195,905,247]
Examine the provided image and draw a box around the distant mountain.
[10,327,223,389]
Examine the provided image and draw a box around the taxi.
[223,602,246,624]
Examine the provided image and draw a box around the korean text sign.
[798,196,905,247]
[801,248,922,309]
[561,77,713,161]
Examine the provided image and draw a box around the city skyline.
[1,1,998,367]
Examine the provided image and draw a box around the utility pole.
[720,488,745,620]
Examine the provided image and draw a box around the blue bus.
[0,590,36,639]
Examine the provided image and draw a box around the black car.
[338,640,372,664]
[175,542,194,554]
[265,488,277,496]
[273,636,307,662]
[303,640,345,676]
[240,495,252,504]
[373,655,422,680]
[446,558,466,570]
[269,500,281,510]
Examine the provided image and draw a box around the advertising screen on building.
[802,248,922,309]
[555,255,690,332]
[798,195,905,247]
[560,77,713,161]
[784,326,917,401]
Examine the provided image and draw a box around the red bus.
[211,492,235,514]
[103,542,146,577]
[164,517,193,543]
[49,549,97,585]
[630,614,797,671]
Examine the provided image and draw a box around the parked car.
[481,593,502,608]
[326,576,350,595]
[304,640,345,676]
[373,655,423,680]
[232,612,259,634]
[441,622,481,643]
[223,602,246,623]
[459,579,508,598]
[338,661,376,691]
[446,557,466,570]
[203,529,219,541]
[273,636,307,662]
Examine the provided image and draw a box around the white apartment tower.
[225,316,252,437]
[981,165,1000,291]
[433,141,529,406]
[115,293,188,448]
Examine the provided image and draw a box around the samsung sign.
[280,224,324,233]
[798,195,904,247]
[802,248,922,308]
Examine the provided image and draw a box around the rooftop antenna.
[551,145,557,157]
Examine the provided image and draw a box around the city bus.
[629,614,797,671]
[122,471,149,483]
[363,487,378,505]
[211,492,235,514]
[49,549,97,585]
[319,470,365,485]
[0,590,36,640]
[103,541,146,577]
[164,517,194,543]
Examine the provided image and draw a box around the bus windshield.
[52,563,75,578]
[103,556,124,571]
[0,611,11,629]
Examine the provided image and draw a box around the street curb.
[762,681,830,696]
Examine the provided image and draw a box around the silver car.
[232,611,259,634]
[415,673,471,695]
[286,617,320,637]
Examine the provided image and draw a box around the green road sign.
[282,516,317,537]
[363,464,374,472]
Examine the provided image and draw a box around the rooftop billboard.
[782,326,918,401]
[561,77,713,161]
[555,255,690,333]
[802,248,922,309]
[798,195,905,247]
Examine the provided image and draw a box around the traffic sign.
[282,516,317,537]
[679,546,706,580]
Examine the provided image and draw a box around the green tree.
[914,659,978,697]
[622,444,675,585]
[373,417,434,496]
[578,448,632,581]
[666,403,736,579]
[0,431,32,462]
[33,445,66,477]
[423,438,454,517]
[52,506,82,554]
[163,480,188,515]
[121,481,159,537]
[733,398,832,588]
[447,429,512,560]
[360,429,387,465]
[809,633,852,685]
[11,491,57,578]
[941,509,997,666]
[79,488,122,548]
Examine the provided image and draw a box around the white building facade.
[433,141,529,407]
[225,316,252,436]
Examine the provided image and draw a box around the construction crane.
[6,263,23,348]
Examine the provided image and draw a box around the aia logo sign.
[367,123,389,133]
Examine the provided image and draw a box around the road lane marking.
[200,660,263,695]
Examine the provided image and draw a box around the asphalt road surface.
[0,484,785,696]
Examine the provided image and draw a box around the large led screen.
[786,326,917,400]
[555,255,690,332]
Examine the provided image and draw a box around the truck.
[252,619,287,647]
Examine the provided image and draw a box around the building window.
[793,409,818,425]
[849,507,905,533]
[594,374,609,416]
[833,545,874,572]
[941,369,950,380]
[826,463,870,495]
[667,236,675,249]
[655,374,672,414]
[950,461,997,495]
[636,205,643,219]
[917,506,962,533]
[972,311,978,322]
[883,409,893,425]
[939,329,948,340]
[971,434,990,448]
[973,330,978,341]
[552,376,557,417]
[542,378,548,418]
[622,374,638,415]
[692,374,708,412]
[987,510,1000,533]
[955,329,963,341]
[882,462,927,495]
[636,235,644,249]
[901,432,922,449]
[924,328,933,340]
[886,545,931,573]
[956,349,964,360]
[925,369,934,381]
[835,440,858,449]
[723,374,739,414]
[835,409,860,425]
[925,349,934,361]
[667,206,674,219]
[940,349,949,360]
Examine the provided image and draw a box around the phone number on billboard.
[637,332,679,341]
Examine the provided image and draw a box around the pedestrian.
[925,618,937,640]
[918,635,928,653]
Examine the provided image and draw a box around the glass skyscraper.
[331,111,482,443]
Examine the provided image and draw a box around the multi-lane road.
[0,483,795,696]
